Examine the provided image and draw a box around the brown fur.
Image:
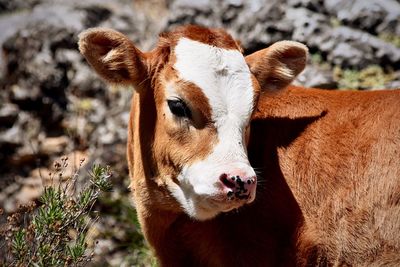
[159,25,241,51]
[251,86,400,266]
[79,25,400,266]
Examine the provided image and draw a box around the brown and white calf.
[79,25,400,266]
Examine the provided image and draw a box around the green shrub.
[333,65,394,90]
[379,32,400,48]
[1,162,112,267]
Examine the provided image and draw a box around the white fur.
[168,38,256,220]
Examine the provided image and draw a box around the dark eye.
[167,99,192,119]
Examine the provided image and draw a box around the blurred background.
[0,0,399,265]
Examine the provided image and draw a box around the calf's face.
[154,37,259,220]
[78,27,307,220]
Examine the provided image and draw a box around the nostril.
[246,177,256,185]
[220,173,236,189]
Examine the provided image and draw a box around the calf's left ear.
[78,28,147,87]
[245,41,308,90]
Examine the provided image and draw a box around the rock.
[329,42,367,67]
[94,239,116,255]
[165,0,400,69]
[173,0,212,10]
[81,5,112,28]
[0,175,42,213]
[9,144,39,168]
[0,182,20,212]
[3,26,71,132]
[0,111,41,171]
[107,252,126,267]
[384,80,400,89]
[0,103,18,128]
[284,7,330,47]
[383,71,400,89]
[0,182,19,202]
[98,128,116,145]
[288,0,327,13]
[0,123,24,147]
[9,176,43,212]
[295,64,337,89]
[328,26,400,67]
[39,136,70,155]
[56,48,107,98]
[10,84,41,108]
[324,0,400,35]
[0,0,39,14]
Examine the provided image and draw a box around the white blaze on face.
[167,37,257,220]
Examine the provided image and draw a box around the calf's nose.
[219,173,256,201]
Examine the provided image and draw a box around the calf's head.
[79,26,307,220]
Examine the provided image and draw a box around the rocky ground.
[0,0,399,265]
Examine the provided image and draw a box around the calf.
[79,25,400,266]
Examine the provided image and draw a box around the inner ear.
[246,41,308,90]
[78,28,147,86]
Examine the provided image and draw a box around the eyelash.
[167,98,192,119]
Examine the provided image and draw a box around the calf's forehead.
[172,38,255,125]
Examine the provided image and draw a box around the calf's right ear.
[78,28,147,87]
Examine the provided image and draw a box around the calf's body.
[250,86,400,266]
[78,25,400,266]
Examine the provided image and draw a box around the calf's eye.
[167,99,192,119]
